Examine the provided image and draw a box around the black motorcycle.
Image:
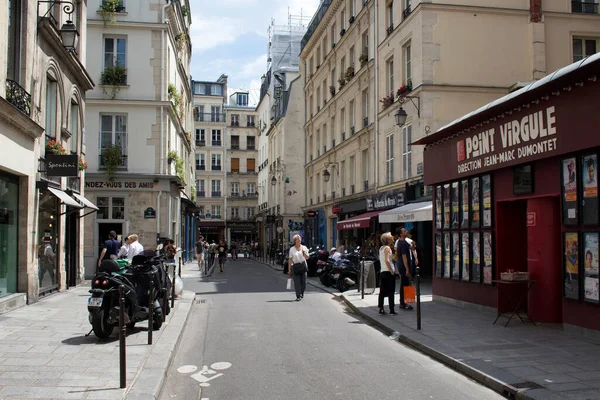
[88,253,170,339]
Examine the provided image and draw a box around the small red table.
[492,279,536,327]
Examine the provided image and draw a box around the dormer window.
[237,93,248,106]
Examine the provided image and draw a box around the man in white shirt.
[127,234,144,259]
[332,245,344,261]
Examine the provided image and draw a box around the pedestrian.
[117,235,131,258]
[163,238,177,264]
[378,232,397,315]
[218,240,228,272]
[195,236,205,271]
[231,240,238,260]
[40,237,56,286]
[126,234,144,259]
[395,226,414,310]
[97,231,121,269]
[288,234,309,301]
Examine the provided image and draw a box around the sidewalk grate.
[509,382,544,390]
[195,299,206,304]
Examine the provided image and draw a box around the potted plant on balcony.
[167,150,178,164]
[338,77,346,90]
[45,139,66,155]
[98,0,124,26]
[176,33,188,55]
[329,85,336,96]
[181,5,189,17]
[345,66,355,81]
[102,144,122,182]
[359,52,368,67]
[78,156,88,171]
[100,63,127,99]
[396,79,413,97]
[175,157,186,185]
[168,83,184,118]
[380,92,395,110]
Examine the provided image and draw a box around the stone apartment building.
[224,90,259,244]
[1,0,94,310]
[192,76,228,244]
[83,0,195,276]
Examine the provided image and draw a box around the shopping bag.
[404,285,416,304]
[286,278,292,290]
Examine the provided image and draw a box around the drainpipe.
[157,191,162,243]
[161,3,170,175]
[373,0,379,193]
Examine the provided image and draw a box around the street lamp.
[395,107,408,127]
[271,176,277,186]
[323,161,339,183]
[323,169,331,183]
[60,20,79,51]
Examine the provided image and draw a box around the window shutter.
[247,158,256,172]
[231,158,239,172]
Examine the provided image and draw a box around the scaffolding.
[267,11,311,70]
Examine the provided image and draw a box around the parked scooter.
[87,253,170,339]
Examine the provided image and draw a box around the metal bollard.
[118,285,127,388]
[178,257,182,277]
[416,266,421,330]
[162,267,167,320]
[361,260,365,299]
[148,274,154,345]
[171,264,176,309]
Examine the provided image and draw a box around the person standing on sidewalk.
[218,240,228,272]
[97,231,121,269]
[395,227,413,310]
[378,232,396,315]
[288,234,309,301]
[195,236,205,271]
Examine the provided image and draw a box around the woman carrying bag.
[288,234,309,301]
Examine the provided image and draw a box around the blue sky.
[188,0,319,90]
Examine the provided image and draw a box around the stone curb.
[123,289,196,400]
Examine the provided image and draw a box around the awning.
[47,187,83,208]
[337,211,382,230]
[378,201,432,223]
[72,193,99,210]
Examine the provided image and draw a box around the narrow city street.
[160,258,504,400]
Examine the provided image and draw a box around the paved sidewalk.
[302,274,600,400]
[0,266,196,399]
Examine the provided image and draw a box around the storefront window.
[38,189,59,292]
[112,197,125,219]
[97,197,109,219]
[0,173,18,298]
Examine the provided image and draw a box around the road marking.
[177,362,232,387]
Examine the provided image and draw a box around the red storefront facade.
[416,53,600,330]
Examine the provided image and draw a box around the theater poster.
[584,232,599,303]
[435,186,442,229]
[451,182,460,228]
[564,232,579,300]
[462,232,470,281]
[483,232,493,284]
[471,232,481,283]
[435,233,442,277]
[581,154,598,225]
[443,232,450,278]
[562,157,578,225]
[460,180,469,228]
[452,232,460,279]
[471,177,480,228]
[482,175,492,228]
[443,184,451,229]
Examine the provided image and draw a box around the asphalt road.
[159,258,504,400]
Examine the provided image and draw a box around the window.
[341,160,346,190]
[211,129,221,145]
[196,180,205,193]
[362,149,369,188]
[340,107,346,137]
[104,37,126,69]
[386,133,394,184]
[231,135,240,148]
[340,56,346,77]
[316,86,321,109]
[211,154,221,170]
[247,115,255,127]
[45,77,58,139]
[349,100,355,133]
[211,205,221,217]
[70,102,79,153]
[7,0,22,82]
[316,128,320,156]
[349,155,355,187]
[316,45,321,66]
[100,114,127,167]
[323,122,327,152]
[362,89,369,126]
[322,36,327,59]
[350,0,355,17]
[231,114,239,126]
[309,57,314,75]
[349,45,355,68]
[362,31,369,58]
[309,95,314,115]
[96,196,125,220]
[403,0,412,17]
[211,85,223,96]
[193,82,205,95]
[195,128,205,141]
[404,42,412,82]
[573,37,598,62]
[237,93,248,106]
[211,180,221,193]
[402,124,412,179]
[231,183,239,195]
[196,154,205,170]
[247,158,256,172]
[341,9,346,30]
[331,68,336,90]
[211,106,221,122]
[386,57,394,93]
[231,158,239,172]
[247,136,255,149]
[247,183,256,194]
[572,0,599,14]
[230,207,239,218]
[387,1,394,30]
[197,105,205,121]
[247,207,255,217]
[323,78,328,101]
[331,117,335,147]
[331,23,337,46]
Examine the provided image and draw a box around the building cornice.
[0,98,44,140]
[87,19,168,30]
[86,99,173,106]
[300,0,344,58]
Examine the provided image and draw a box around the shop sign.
[144,207,156,219]
[366,189,405,211]
[332,206,342,213]
[456,106,558,175]
[527,212,536,227]
[85,180,159,190]
[45,154,78,177]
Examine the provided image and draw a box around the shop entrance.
[65,212,79,288]
[97,222,123,266]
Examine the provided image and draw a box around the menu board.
[452,232,460,279]
[471,232,481,283]
[443,184,451,229]
[460,180,469,228]
[443,232,450,278]
[584,232,599,303]
[435,186,443,229]
[562,157,578,225]
[483,232,493,284]
[471,177,480,228]
[482,175,492,228]
[564,232,579,300]
[581,154,598,225]
[451,182,460,228]
[461,232,470,281]
[435,233,442,277]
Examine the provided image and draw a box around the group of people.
[97,231,178,268]
[195,236,229,276]
[378,226,419,315]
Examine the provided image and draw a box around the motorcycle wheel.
[337,272,355,293]
[153,311,164,330]
[126,321,136,329]
[91,309,114,339]
[320,272,332,287]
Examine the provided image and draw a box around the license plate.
[88,297,103,307]
[333,274,340,279]
[317,269,322,274]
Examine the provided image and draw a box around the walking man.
[395,226,413,310]
[195,236,205,272]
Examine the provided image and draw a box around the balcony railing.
[196,139,206,147]
[342,187,346,196]
[332,139,336,148]
[5,79,32,116]
[211,165,221,171]
[194,113,226,122]
[403,5,412,19]
[351,184,355,194]
[211,191,221,197]
[364,180,369,191]
[99,154,128,169]
[350,126,355,136]
[196,191,205,197]
[230,192,240,197]
[230,121,240,127]
[246,192,258,197]
[247,122,256,127]
[247,145,256,150]
[572,1,599,13]
[363,117,369,128]
[197,164,205,171]
[231,144,240,150]
[341,132,346,141]
[212,140,222,146]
